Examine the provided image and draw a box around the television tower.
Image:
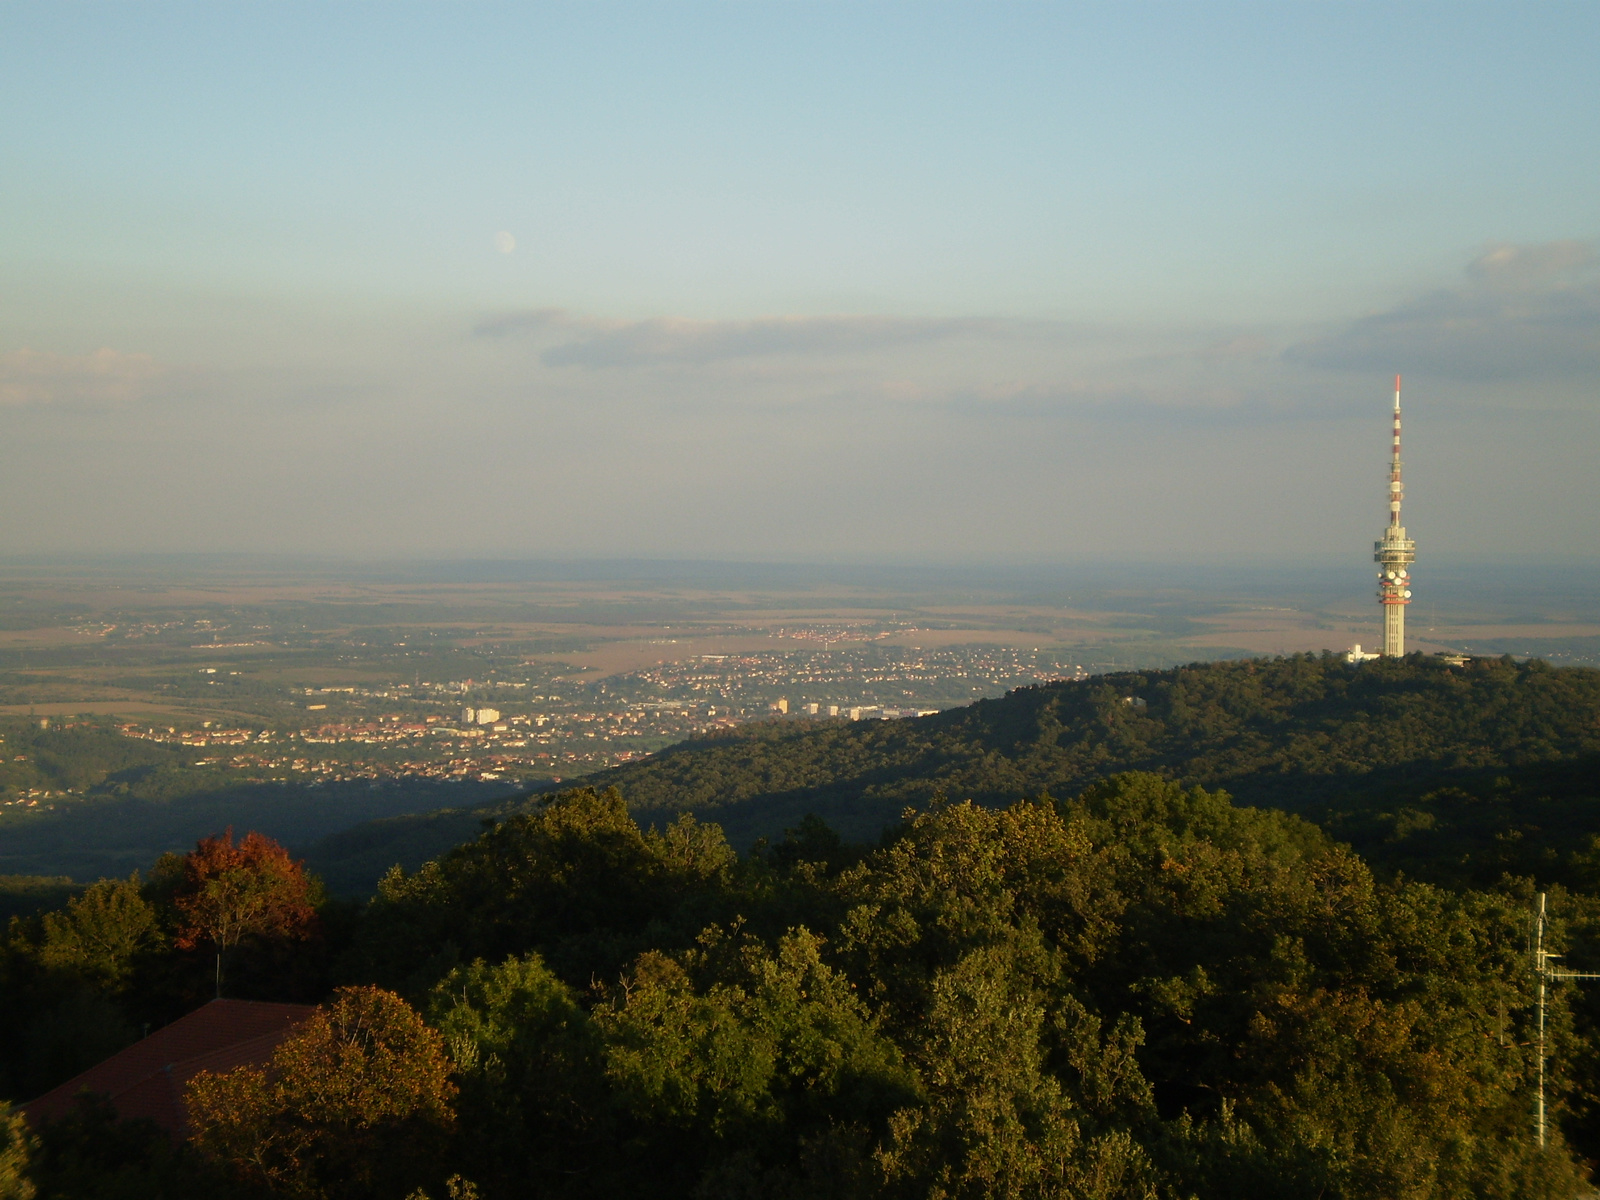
[1374,374,1415,656]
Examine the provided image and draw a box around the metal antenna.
[1533,892,1600,1147]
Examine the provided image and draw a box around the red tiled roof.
[23,998,315,1136]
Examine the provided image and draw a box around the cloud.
[1132,333,1275,368]
[1468,240,1594,288]
[468,307,1308,422]
[1287,240,1600,381]
[472,308,570,338]
[0,347,169,406]
[1191,334,1272,362]
[475,309,986,368]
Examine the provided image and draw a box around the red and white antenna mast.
[1373,374,1416,656]
[1389,374,1403,528]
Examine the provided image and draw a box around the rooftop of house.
[23,997,315,1136]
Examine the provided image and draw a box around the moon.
[494,231,516,254]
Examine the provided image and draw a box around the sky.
[1,1,1596,567]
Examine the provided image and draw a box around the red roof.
[24,998,314,1136]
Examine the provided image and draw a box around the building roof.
[23,998,314,1136]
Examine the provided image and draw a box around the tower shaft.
[1384,598,1406,659]
[1373,375,1416,656]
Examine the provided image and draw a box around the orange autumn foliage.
[172,828,318,956]
[186,986,457,1198]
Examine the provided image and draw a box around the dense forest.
[5,781,1600,1198]
[5,652,1600,1198]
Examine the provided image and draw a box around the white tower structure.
[1374,375,1416,656]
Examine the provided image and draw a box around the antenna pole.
[1530,891,1600,1149]
[1537,892,1548,1148]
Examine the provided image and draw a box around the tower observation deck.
[1374,375,1415,656]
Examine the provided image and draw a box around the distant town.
[1,605,1093,807]
[103,642,1087,792]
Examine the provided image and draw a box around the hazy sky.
[2,1,1596,565]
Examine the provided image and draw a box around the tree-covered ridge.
[0,718,183,802]
[297,654,1600,893]
[533,653,1600,844]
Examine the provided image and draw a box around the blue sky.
[1,1,1596,564]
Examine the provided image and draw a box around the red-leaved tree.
[172,829,318,997]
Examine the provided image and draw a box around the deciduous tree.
[170,829,317,996]
[187,986,456,1200]
[38,874,161,987]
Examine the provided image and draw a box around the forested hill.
[308,653,1600,890]
[563,652,1600,841]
